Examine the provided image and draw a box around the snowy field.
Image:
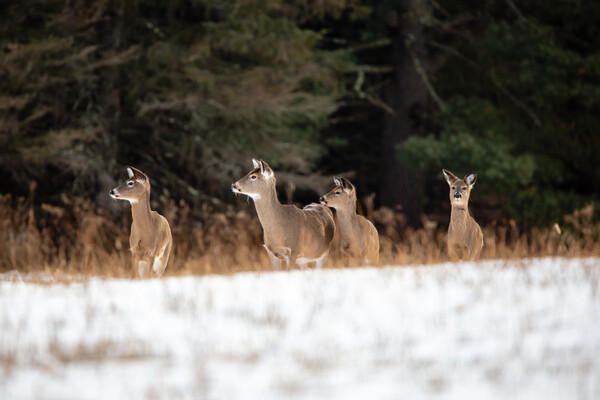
[1,258,599,400]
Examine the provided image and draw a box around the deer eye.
[250,175,257,180]
[452,186,455,190]
[462,187,467,191]
[127,181,134,187]
[335,191,341,195]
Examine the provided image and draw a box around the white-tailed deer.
[442,169,483,260]
[319,177,379,264]
[110,166,172,277]
[231,159,335,269]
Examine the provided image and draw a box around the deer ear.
[341,178,355,195]
[252,158,260,169]
[333,177,342,187]
[442,169,458,186]
[127,166,147,185]
[465,173,477,188]
[259,160,273,180]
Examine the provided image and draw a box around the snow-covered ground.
[1,258,599,400]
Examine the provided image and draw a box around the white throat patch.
[232,187,261,200]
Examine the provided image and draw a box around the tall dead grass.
[0,186,598,279]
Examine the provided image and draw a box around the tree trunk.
[379,0,429,227]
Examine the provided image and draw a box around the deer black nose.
[454,193,461,199]
[319,196,325,203]
[231,183,236,189]
[109,189,115,195]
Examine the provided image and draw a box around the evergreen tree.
[398,0,600,226]
[0,0,357,205]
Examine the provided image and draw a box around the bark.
[379,0,429,227]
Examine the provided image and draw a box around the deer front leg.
[447,242,460,262]
[471,232,484,260]
[264,245,291,270]
[131,250,151,278]
[470,242,482,260]
[138,257,151,278]
[131,253,140,278]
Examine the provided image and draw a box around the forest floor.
[1,257,599,400]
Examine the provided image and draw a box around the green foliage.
[0,0,357,203]
[399,97,536,220]
[397,0,600,226]
[1,0,598,229]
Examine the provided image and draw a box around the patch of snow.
[0,258,599,400]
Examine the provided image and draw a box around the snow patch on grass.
[1,258,599,399]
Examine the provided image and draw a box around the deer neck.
[130,191,153,228]
[253,185,284,228]
[335,207,362,241]
[450,205,470,230]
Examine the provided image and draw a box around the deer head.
[109,166,150,204]
[319,177,357,211]
[231,159,275,201]
[442,169,476,208]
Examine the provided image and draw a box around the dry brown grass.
[0,188,598,281]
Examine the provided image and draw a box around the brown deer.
[319,177,379,264]
[110,167,172,277]
[231,159,335,269]
[442,169,483,261]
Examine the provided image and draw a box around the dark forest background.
[1,0,599,230]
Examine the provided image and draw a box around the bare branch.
[505,0,527,21]
[352,68,396,115]
[348,39,392,53]
[405,39,445,110]
[84,46,140,71]
[490,70,542,126]
[429,41,482,71]
[428,41,541,126]
[352,65,394,74]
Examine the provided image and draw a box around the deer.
[109,166,172,278]
[231,159,336,269]
[319,177,379,265]
[442,169,483,261]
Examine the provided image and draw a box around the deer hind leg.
[314,252,328,269]
[270,256,283,270]
[151,256,165,277]
[152,240,171,277]
[296,252,328,270]
[296,259,309,270]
